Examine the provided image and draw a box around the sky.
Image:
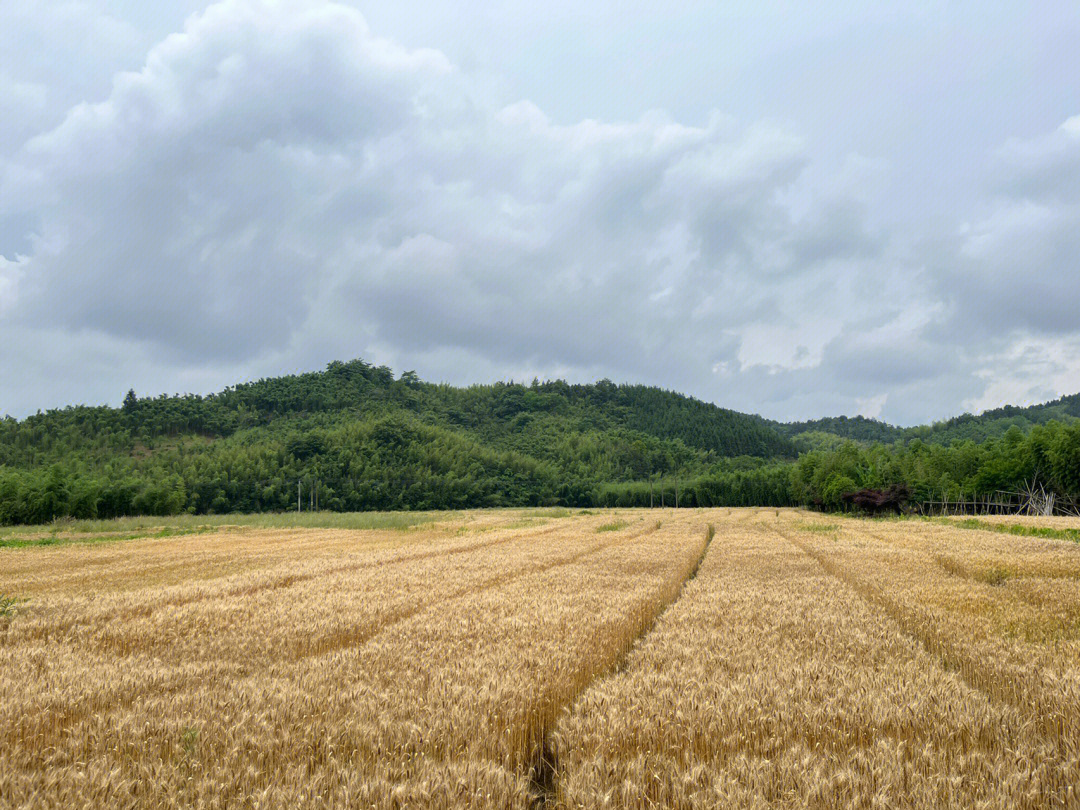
[2,1,1079,424]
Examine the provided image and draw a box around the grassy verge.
[812,511,1080,546]
[527,507,573,519]
[796,522,840,534]
[596,520,628,533]
[0,511,443,549]
[0,526,222,549]
[935,517,1080,545]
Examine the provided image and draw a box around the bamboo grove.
[2,359,1079,524]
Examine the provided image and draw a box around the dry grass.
[3,507,1078,809]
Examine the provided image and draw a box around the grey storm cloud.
[1,0,1079,424]
[941,117,1080,341]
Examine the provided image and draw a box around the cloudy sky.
[2,1,1079,424]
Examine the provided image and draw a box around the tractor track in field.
[278,521,664,663]
[13,522,660,750]
[776,524,1076,746]
[526,521,716,809]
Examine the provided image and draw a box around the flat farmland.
[2,509,1078,809]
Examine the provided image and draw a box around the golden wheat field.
[1,509,1078,809]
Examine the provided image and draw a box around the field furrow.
[5,508,1079,809]
[1,511,709,809]
[550,511,1079,809]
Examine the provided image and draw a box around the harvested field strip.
[551,513,1079,809]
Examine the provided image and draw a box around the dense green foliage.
[777,398,1080,512]
[4,359,1078,524]
[777,415,907,446]
[779,394,1080,449]
[792,423,1080,511]
[0,360,797,524]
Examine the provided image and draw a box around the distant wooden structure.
[917,479,1080,517]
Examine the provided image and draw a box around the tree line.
[0,360,796,524]
[2,359,1077,524]
[792,422,1080,512]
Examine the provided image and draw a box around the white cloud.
[0,2,146,154]
[736,322,839,374]
[0,0,1077,426]
[3,0,862,411]
[964,335,1080,416]
[855,393,887,419]
[0,73,48,152]
[0,255,26,315]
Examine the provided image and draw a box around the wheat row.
[549,510,1080,809]
[1,510,708,809]
[4,508,1078,809]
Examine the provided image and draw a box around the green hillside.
[776,415,907,447]
[4,359,1079,524]
[912,394,1080,445]
[780,395,1080,513]
[778,393,1080,449]
[0,359,796,523]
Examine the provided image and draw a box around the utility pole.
[675,479,679,509]
[649,478,653,509]
[660,481,664,508]
[297,479,301,514]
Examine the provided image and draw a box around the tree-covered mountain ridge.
[775,393,1080,448]
[0,359,795,523]
[4,359,796,460]
[2,358,1079,524]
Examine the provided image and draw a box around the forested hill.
[777,392,1080,448]
[1,360,795,460]
[0,359,796,523]
[775,415,907,446]
[4,359,1078,524]
[917,393,1080,444]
